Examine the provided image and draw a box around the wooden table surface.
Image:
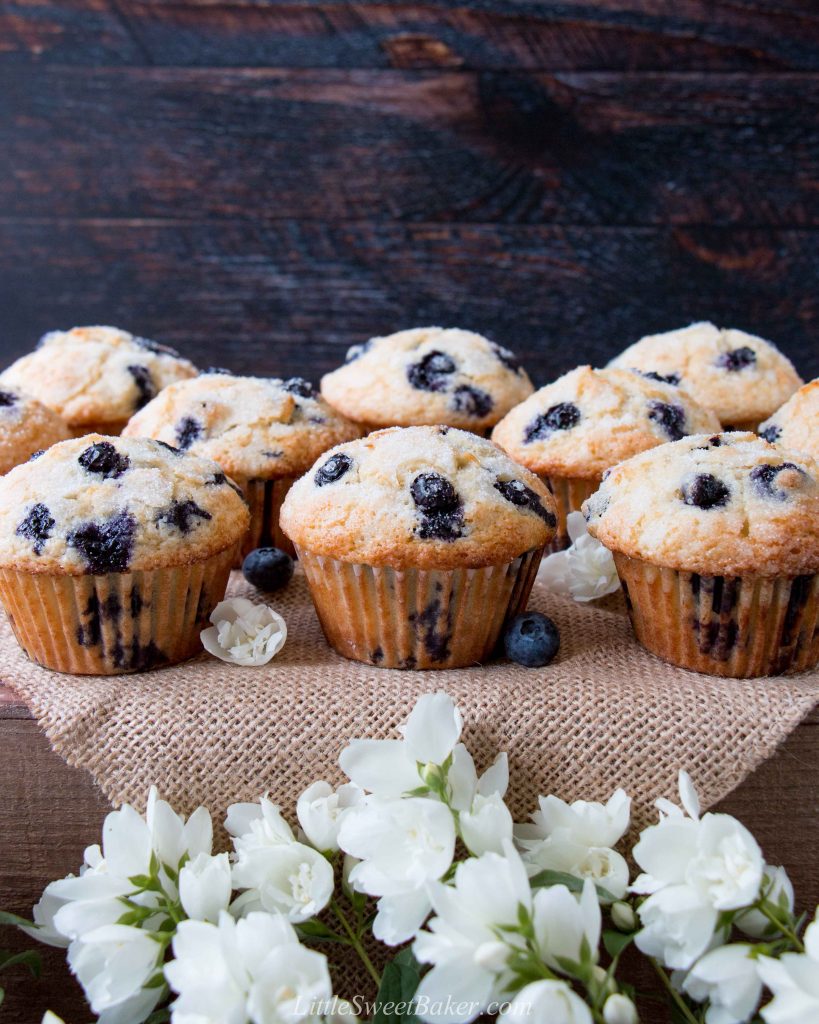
[0,681,816,1022]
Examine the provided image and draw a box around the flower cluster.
[18,692,818,1024]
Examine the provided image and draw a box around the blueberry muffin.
[280,425,555,669]
[123,372,361,560]
[758,379,819,459]
[0,387,71,475]
[320,327,534,434]
[583,433,819,677]
[0,326,198,436]
[492,367,721,551]
[0,435,249,674]
[609,322,802,431]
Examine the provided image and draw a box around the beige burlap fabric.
[3,570,819,836]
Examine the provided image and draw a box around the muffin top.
[608,322,802,426]
[583,433,819,576]
[0,326,198,429]
[491,366,721,479]
[0,387,71,476]
[320,327,534,431]
[0,435,249,575]
[123,372,361,480]
[280,425,556,569]
[758,379,819,460]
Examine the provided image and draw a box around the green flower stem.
[650,959,702,1024]
[759,905,805,953]
[330,899,382,988]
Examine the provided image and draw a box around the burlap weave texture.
[3,570,819,836]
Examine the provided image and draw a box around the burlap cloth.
[3,571,819,836]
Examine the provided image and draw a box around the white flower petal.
[339,739,421,797]
[403,691,463,766]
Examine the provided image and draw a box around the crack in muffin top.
[123,373,361,480]
[280,425,556,569]
[582,433,819,576]
[492,366,721,479]
[320,327,534,431]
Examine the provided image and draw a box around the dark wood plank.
[3,1,819,71]
[0,220,816,384]
[0,702,815,1021]
[2,69,818,226]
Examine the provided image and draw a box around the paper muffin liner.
[0,544,238,675]
[295,546,545,669]
[237,477,297,563]
[613,553,819,678]
[541,475,600,554]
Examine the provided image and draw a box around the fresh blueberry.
[16,503,55,554]
[406,351,456,392]
[523,402,581,443]
[315,452,352,486]
[682,474,731,510]
[639,370,681,386]
[127,365,156,409]
[134,336,181,358]
[345,340,372,363]
[494,478,557,526]
[242,547,294,592]
[78,441,130,479]
[451,384,493,419]
[410,472,464,541]
[155,499,212,534]
[648,401,687,441]
[716,346,757,372]
[68,511,137,573]
[504,612,560,667]
[175,417,203,450]
[490,342,521,373]
[0,390,17,407]
[283,377,316,399]
[750,462,805,502]
[759,425,782,444]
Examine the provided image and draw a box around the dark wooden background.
[1,0,818,385]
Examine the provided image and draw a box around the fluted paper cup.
[236,477,297,563]
[0,543,238,675]
[541,475,600,554]
[296,546,545,669]
[613,553,819,677]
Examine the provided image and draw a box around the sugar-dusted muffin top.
[758,379,819,460]
[320,327,534,431]
[123,372,361,480]
[0,387,71,475]
[491,366,721,479]
[280,426,556,569]
[0,326,198,429]
[608,322,802,427]
[583,433,819,577]
[0,435,249,575]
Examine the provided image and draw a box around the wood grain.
[2,68,818,226]
[0,695,816,1022]
[2,1,819,71]
[0,219,816,383]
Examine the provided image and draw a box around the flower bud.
[603,993,639,1024]
[592,965,616,998]
[473,940,510,973]
[612,901,638,932]
[420,762,446,791]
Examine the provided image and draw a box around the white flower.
[602,994,638,1024]
[449,748,508,812]
[683,944,763,1024]
[146,787,214,876]
[413,842,531,1024]
[460,791,514,856]
[166,910,332,1024]
[531,879,601,973]
[179,852,232,923]
[757,908,819,1024]
[201,597,287,666]
[226,796,296,852]
[736,867,795,939]
[339,796,456,944]
[24,886,74,948]
[67,923,163,1024]
[339,691,462,797]
[634,884,719,970]
[537,512,620,602]
[501,980,593,1024]
[516,789,631,899]
[297,781,364,853]
[232,841,334,924]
